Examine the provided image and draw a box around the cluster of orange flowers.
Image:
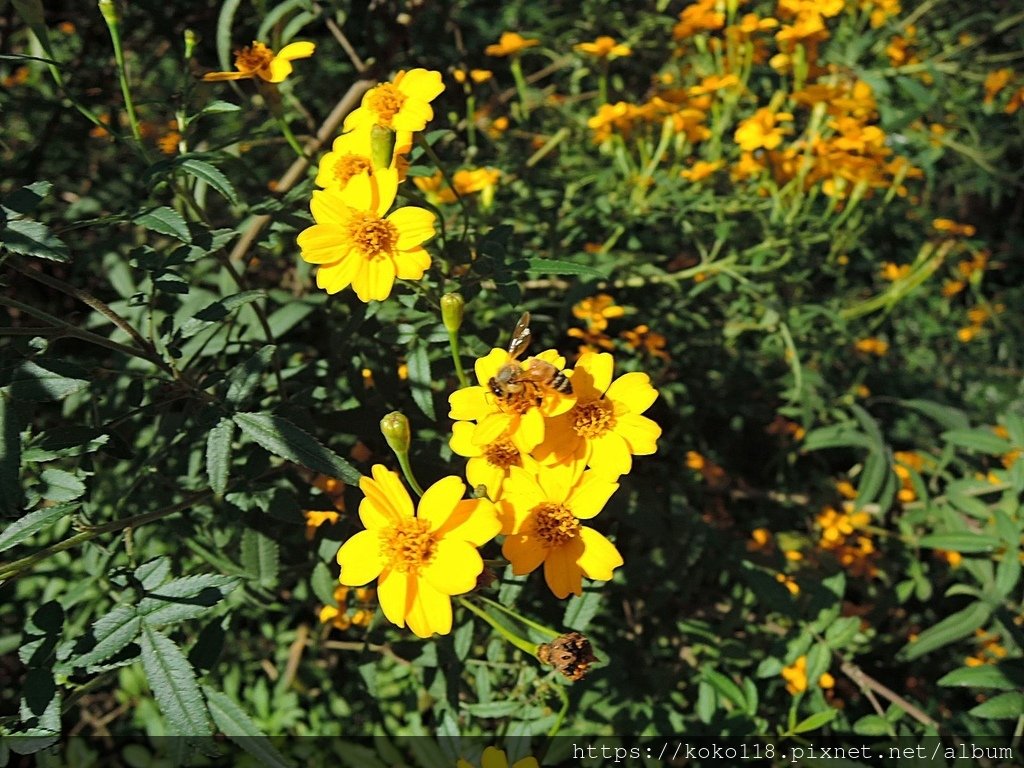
[984,68,1024,114]
[447,317,662,600]
[319,584,376,632]
[817,503,879,579]
[296,69,444,301]
[567,294,671,361]
[781,654,836,696]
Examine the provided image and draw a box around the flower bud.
[370,124,397,170]
[183,29,198,59]
[98,0,119,26]
[441,292,465,333]
[380,411,411,455]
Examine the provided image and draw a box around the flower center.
[380,517,437,574]
[572,399,615,438]
[235,42,273,74]
[533,503,580,547]
[367,83,407,127]
[484,438,521,470]
[333,153,373,185]
[346,211,398,260]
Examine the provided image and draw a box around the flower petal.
[474,348,510,387]
[573,352,614,397]
[615,413,662,455]
[336,530,385,585]
[359,464,414,527]
[267,58,293,83]
[315,255,360,294]
[389,206,437,249]
[502,531,547,575]
[276,41,316,61]
[474,411,513,446]
[437,498,501,544]
[566,470,619,519]
[606,371,659,413]
[310,187,353,225]
[377,568,410,628]
[466,458,507,502]
[417,475,466,532]
[394,247,430,279]
[352,256,396,302]
[297,223,352,264]
[515,406,545,452]
[449,386,492,420]
[421,538,483,595]
[396,68,445,102]
[588,430,633,479]
[406,579,451,637]
[577,526,623,581]
[449,420,482,458]
[371,167,400,216]
[543,538,585,598]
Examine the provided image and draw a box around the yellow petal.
[377,568,410,629]
[437,498,501,544]
[393,246,430,279]
[297,223,351,264]
[474,411,513,445]
[536,460,583,502]
[573,351,614,396]
[389,206,437,249]
[406,579,451,637]
[359,464,414,527]
[588,431,633,478]
[466,458,506,501]
[606,371,658,413]
[502,531,547,574]
[371,167,400,216]
[578,526,623,581]
[276,41,316,61]
[336,530,385,585]
[449,420,482,458]
[448,385,492,420]
[352,257,396,302]
[515,407,545,452]
[481,747,510,768]
[532,412,579,464]
[474,348,510,387]
[315,255,360,294]
[202,70,250,82]
[421,539,482,594]
[615,413,661,455]
[396,68,445,102]
[310,187,353,224]
[417,475,465,532]
[266,58,293,83]
[566,470,619,519]
[392,100,434,132]
[544,538,585,598]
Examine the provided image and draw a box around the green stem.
[477,595,559,639]
[276,114,309,161]
[447,329,470,388]
[548,683,570,737]
[395,450,425,497]
[457,597,538,656]
[416,134,472,236]
[510,55,530,118]
[99,2,144,147]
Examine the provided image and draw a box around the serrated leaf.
[134,206,191,243]
[901,601,992,660]
[897,398,970,430]
[178,158,239,206]
[180,291,266,338]
[233,412,361,483]
[524,258,605,279]
[938,664,1024,690]
[139,626,213,735]
[792,708,838,734]
[941,428,1011,456]
[225,345,275,405]
[240,529,279,589]
[0,503,75,554]
[2,218,70,262]
[406,344,435,420]
[203,687,294,768]
[206,418,234,495]
[6,361,90,402]
[135,557,172,590]
[918,533,1003,554]
[968,691,1024,719]
[2,181,51,216]
[562,589,601,632]
[38,468,85,502]
[76,605,141,669]
[138,574,240,626]
[310,562,337,605]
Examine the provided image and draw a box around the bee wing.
[507,312,533,360]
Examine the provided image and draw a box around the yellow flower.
[296,168,436,301]
[203,40,315,83]
[448,347,576,454]
[680,160,724,182]
[854,337,889,356]
[344,69,445,133]
[499,462,622,598]
[574,36,632,59]
[485,32,540,57]
[454,68,494,84]
[782,656,808,694]
[880,262,910,281]
[673,0,725,38]
[457,747,539,768]
[620,324,669,360]
[572,294,624,332]
[984,69,1013,104]
[534,352,661,478]
[734,108,794,151]
[775,572,800,595]
[449,423,525,501]
[315,128,412,190]
[336,465,500,638]
[304,509,340,541]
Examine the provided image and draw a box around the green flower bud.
[370,124,397,170]
[184,29,198,59]
[98,0,119,26]
[440,293,465,333]
[380,411,411,455]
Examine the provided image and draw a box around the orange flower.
[574,36,632,59]
[485,32,540,57]
[203,41,315,83]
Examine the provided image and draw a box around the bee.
[488,312,573,407]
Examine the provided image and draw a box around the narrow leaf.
[938,664,1024,690]
[901,601,992,660]
[406,344,435,420]
[918,533,1003,554]
[233,412,361,483]
[941,428,1012,456]
[6,360,89,401]
[203,687,294,768]
[562,590,602,632]
[240,529,279,589]
[524,258,605,279]
[206,418,234,495]
[792,708,838,734]
[139,625,213,735]
[225,346,275,405]
[897,398,970,430]
[968,691,1024,719]
[0,503,75,554]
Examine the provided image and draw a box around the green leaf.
[225,345,275,406]
[941,428,1011,456]
[10,1,54,61]
[918,533,1003,554]
[562,590,602,632]
[900,601,992,660]
[801,423,874,452]
[2,218,70,262]
[233,412,361,484]
[135,557,173,590]
[139,625,213,735]
[240,529,279,589]
[968,691,1024,719]
[852,714,893,737]
[215,0,244,71]
[38,468,85,502]
[406,343,436,420]
[856,449,888,506]
[178,158,239,206]
[139,574,240,626]
[897,398,970,430]
[76,606,141,669]
[994,550,1020,598]
[938,664,1024,690]
[196,100,242,117]
[792,708,838,734]
[0,503,75,554]
[134,206,191,243]
[6,360,89,401]
[702,669,747,711]
[203,687,294,768]
[180,291,266,338]
[524,258,606,280]
[206,418,234,495]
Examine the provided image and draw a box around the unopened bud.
[98,0,119,26]
[183,29,198,59]
[380,411,411,455]
[441,293,464,333]
[370,124,397,170]
[537,631,597,682]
